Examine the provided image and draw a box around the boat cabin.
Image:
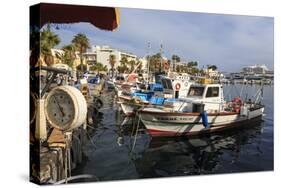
[160,74,193,99]
[164,83,225,113]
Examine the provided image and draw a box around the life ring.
[175,83,181,91]
[232,96,243,104]
[232,96,243,113]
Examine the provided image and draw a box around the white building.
[242,64,269,75]
[204,68,221,78]
[84,45,137,70]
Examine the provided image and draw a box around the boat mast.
[147,42,151,83]
[160,44,163,72]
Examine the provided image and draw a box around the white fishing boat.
[139,81,264,137]
[114,62,144,97]
[118,73,194,116]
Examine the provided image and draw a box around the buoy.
[175,83,181,91]
[232,96,243,113]
[200,111,209,128]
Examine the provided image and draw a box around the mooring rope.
[132,114,141,151]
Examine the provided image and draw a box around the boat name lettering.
[156,117,194,121]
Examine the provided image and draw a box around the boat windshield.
[116,76,125,81]
[161,79,173,90]
[187,86,204,97]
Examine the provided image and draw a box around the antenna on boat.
[239,84,245,98]
[261,82,264,103]
[253,84,264,104]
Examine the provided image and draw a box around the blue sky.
[51,7,274,72]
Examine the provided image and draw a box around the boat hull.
[118,95,149,116]
[120,103,135,117]
[139,107,264,137]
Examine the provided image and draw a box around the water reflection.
[134,122,264,178]
[72,85,273,182]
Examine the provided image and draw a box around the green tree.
[120,56,128,66]
[148,53,161,73]
[176,65,180,72]
[72,33,90,73]
[208,65,218,70]
[171,54,181,62]
[191,67,198,74]
[180,65,184,73]
[187,61,198,67]
[118,56,129,73]
[90,62,108,72]
[109,54,116,76]
[40,24,60,65]
[57,44,76,68]
[117,65,128,73]
[136,60,143,73]
[76,64,87,72]
[128,60,136,72]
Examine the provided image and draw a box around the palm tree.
[209,65,218,71]
[136,60,143,73]
[109,54,116,77]
[58,44,76,68]
[72,33,90,74]
[149,53,161,73]
[90,62,108,72]
[40,24,60,65]
[118,56,129,73]
[128,60,136,72]
[187,61,198,67]
[120,56,128,66]
[176,65,180,72]
[171,54,181,62]
[117,57,129,74]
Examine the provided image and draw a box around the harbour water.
[72,84,273,182]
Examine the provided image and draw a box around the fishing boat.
[118,82,164,116]
[138,81,264,137]
[118,73,193,116]
[114,62,144,97]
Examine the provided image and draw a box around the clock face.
[46,90,75,129]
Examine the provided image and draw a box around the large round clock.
[45,85,87,131]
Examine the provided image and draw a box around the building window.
[206,87,219,98]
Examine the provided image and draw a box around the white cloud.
[53,8,274,72]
